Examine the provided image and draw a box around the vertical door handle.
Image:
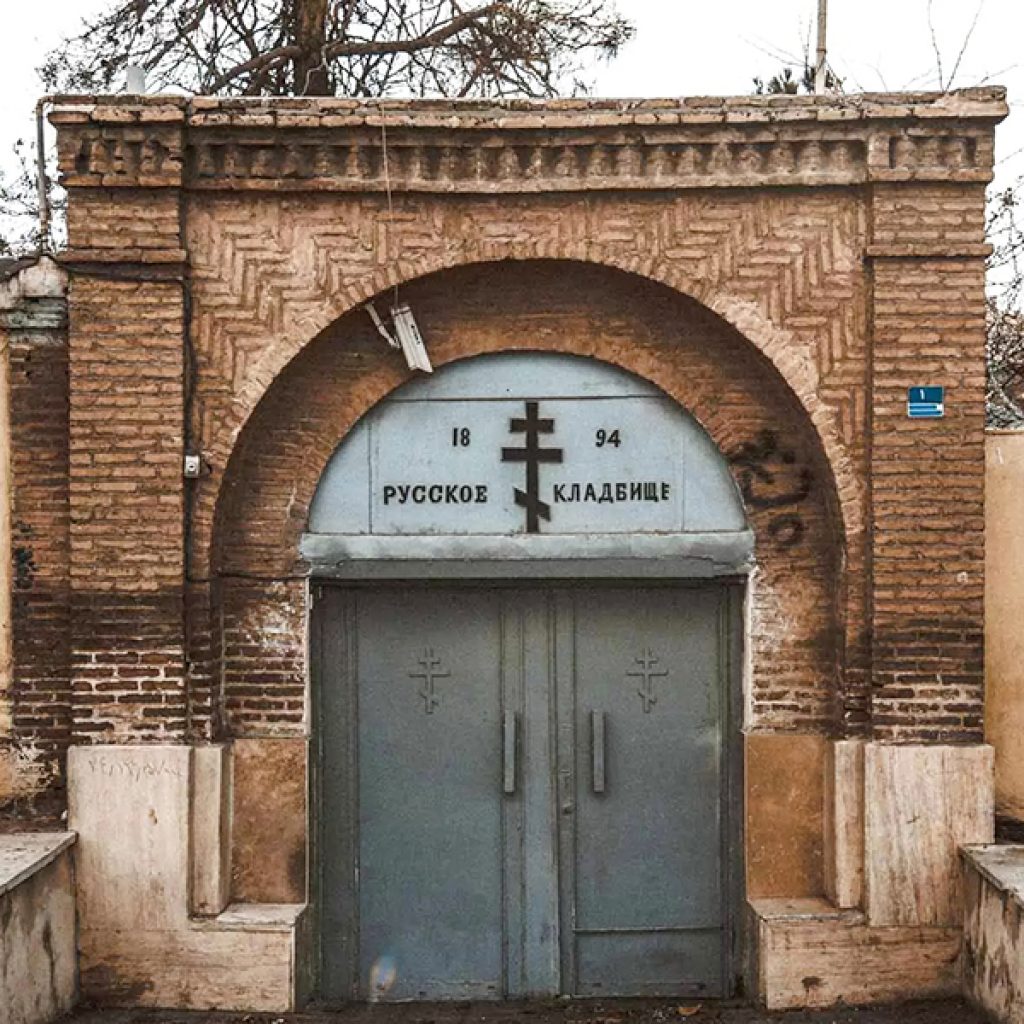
[503,710,517,795]
[591,710,606,794]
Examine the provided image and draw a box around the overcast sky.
[1,1,1022,201]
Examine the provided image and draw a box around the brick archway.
[201,259,850,743]
[227,243,859,539]
[195,258,856,909]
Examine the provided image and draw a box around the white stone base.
[865,743,994,926]
[79,904,308,1011]
[65,739,994,1011]
[754,741,995,1010]
[69,745,308,1012]
[751,898,960,1010]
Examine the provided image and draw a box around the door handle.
[503,710,517,795]
[591,710,606,794]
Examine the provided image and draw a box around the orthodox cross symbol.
[501,400,564,533]
[627,649,668,713]
[409,647,450,715]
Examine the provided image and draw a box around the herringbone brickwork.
[187,192,867,561]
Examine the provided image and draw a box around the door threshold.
[305,997,737,1013]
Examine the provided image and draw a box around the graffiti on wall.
[727,430,813,550]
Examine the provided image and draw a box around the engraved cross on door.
[626,648,668,713]
[409,646,450,714]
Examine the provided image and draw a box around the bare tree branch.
[927,0,945,89]
[40,0,632,101]
[946,0,986,90]
[986,175,1024,425]
[206,1,507,92]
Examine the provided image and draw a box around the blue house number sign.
[907,387,945,419]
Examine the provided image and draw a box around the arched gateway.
[306,353,750,999]
[14,89,999,1015]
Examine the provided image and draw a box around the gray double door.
[315,583,738,1003]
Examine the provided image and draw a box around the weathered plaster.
[985,431,1024,822]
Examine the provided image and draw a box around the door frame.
[308,576,747,1003]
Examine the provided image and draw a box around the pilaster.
[51,103,189,742]
[867,179,990,741]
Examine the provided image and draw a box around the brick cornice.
[49,87,1007,193]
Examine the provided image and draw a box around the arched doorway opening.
[307,352,751,1001]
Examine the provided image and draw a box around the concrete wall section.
[963,845,1024,1022]
[0,833,77,1024]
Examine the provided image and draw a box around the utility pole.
[814,0,829,93]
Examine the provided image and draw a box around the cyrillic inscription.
[382,484,489,505]
[553,481,672,503]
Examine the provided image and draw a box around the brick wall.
[4,293,70,815]
[68,277,187,742]
[0,90,997,810]
[867,184,990,741]
[870,259,987,740]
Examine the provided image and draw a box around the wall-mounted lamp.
[366,302,433,373]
